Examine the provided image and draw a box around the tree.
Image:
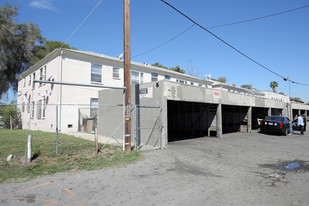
[0,3,44,98]
[169,65,185,74]
[34,40,78,63]
[270,81,278,93]
[279,92,285,95]
[217,77,227,83]
[151,62,168,69]
[152,63,185,74]
[241,84,252,89]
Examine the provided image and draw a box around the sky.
[1,0,309,102]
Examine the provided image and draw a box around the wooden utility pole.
[124,0,131,153]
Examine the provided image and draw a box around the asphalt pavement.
[1,130,309,206]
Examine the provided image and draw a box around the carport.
[252,107,269,130]
[222,105,249,134]
[167,100,217,141]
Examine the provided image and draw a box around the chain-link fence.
[135,105,162,150]
[0,103,126,159]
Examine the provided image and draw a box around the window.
[113,68,120,79]
[31,101,35,119]
[29,75,31,86]
[131,71,139,85]
[140,73,144,84]
[32,73,35,90]
[151,73,158,82]
[165,75,170,80]
[37,100,42,119]
[198,83,203,87]
[27,95,31,113]
[39,66,46,86]
[91,64,102,83]
[22,102,25,112]
[90,98,98,117]
[191,82,194,85]
[23,78,26,87]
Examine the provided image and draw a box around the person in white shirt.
[297,114,304,135]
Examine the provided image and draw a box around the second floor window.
[32,73,36,90]
[113,68,120,79]
[131,71,139,85]
[165,75,170,80]
[151,73,158,82]
[91,64,102,83]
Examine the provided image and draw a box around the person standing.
[297,114,304,135]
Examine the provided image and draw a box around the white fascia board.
[16,49,61,80]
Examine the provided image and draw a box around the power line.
[160,0,309,87]
[132,4,309,59]
[61,0,104,49]
[46,0,104,63]
[208,4,309,29]
[132,24,195,58]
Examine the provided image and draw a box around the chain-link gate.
[135,105,162,150]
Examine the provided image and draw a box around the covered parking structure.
[98,80,309,148]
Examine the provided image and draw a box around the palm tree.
[270,81,278,93]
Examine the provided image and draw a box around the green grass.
[0,130,141,183]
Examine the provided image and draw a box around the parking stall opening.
[167,100,217,142]
[222,105,249,134]
[252,107,269,130]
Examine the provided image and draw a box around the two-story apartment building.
[16,48,213,133]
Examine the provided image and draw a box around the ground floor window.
[90,98,98,117]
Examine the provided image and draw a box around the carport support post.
[268,108,271,117]
[216,102,222,138]
[247,106,252,133]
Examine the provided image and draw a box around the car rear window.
[267,116,284,122]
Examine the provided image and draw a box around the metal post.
[158,107,162,149]
[27,135,32,162]
[135,105,138,150]
[95,128,98,155]
[123,90,126,151]
[56,105,59,154]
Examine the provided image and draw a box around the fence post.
[27,135,32,162]
[135,105,138,150]
[95,128,98,155]
[158,107,162,149]
[56,105,58,154]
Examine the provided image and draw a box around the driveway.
[1,131,309,206]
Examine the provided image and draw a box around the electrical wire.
[160,0,309,86]
[132,4,309,59]
[46,0,104,63]
[208,4,309,29]
[132,24,195,58]
[61,0,104,49]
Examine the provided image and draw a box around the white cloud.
[29,0,56,11]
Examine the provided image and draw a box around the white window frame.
[39,66,46,86]
[151,73,158,82]
[91,64,102,83]
[31,101,35,119]
[41,98,46,119]
[140,73,144,84]
[113,67,120,79]
[90,98,98,117]
[131,71,139,85]
[32,73,36,90]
